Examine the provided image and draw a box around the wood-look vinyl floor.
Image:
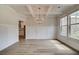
[0,39,78,55]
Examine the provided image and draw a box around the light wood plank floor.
[0,39,79,55]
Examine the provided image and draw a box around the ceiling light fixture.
[58,6,60,8]
[35,7,44,24]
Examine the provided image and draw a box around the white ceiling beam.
[46,5,52,17]
[26,5,35,18]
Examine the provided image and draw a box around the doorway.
[19,21,26,41]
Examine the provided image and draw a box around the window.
[70,11,79,39]
[60,10,79,39]
[60,16,67,36]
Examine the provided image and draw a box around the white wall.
[26,16,57,39]
[57,19,79,51]
[0,5,19,51]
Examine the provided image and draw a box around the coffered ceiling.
[9,4,77,20]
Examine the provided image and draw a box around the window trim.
[60,16,68,36]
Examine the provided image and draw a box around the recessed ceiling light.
[58,6,60,8]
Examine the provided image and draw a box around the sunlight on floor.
[0,39,78,55]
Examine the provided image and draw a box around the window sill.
[70,36,79,40]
